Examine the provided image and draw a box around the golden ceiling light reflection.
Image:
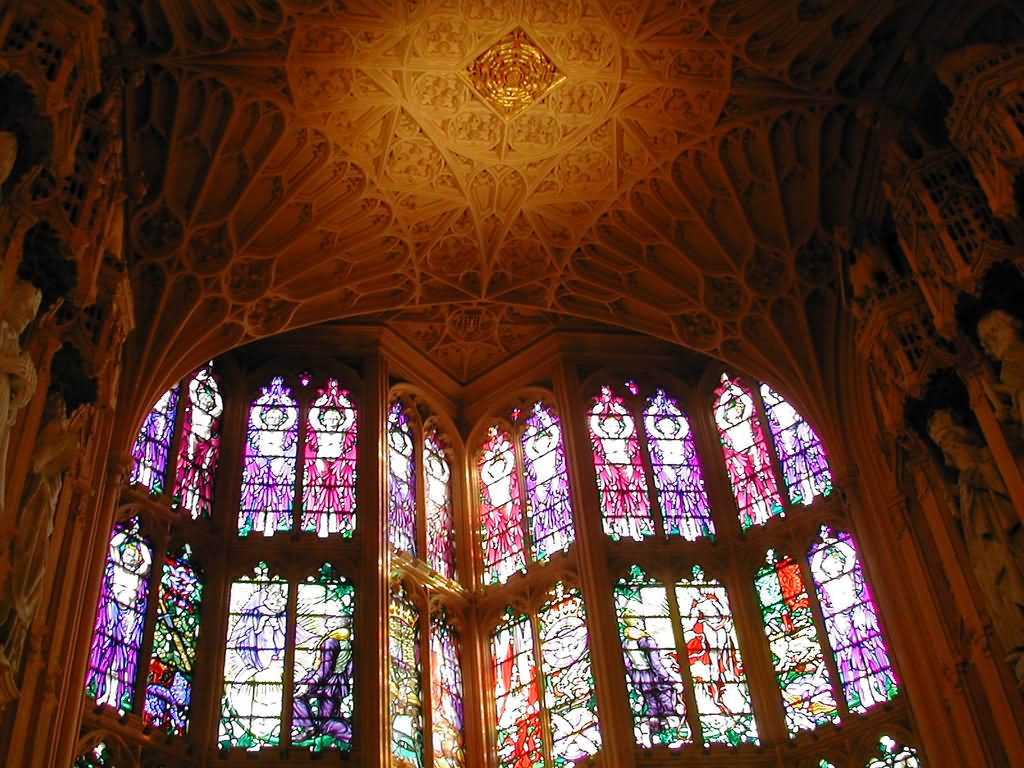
[464,28,566,118]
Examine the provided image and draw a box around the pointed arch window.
[130,387,178,495]
[388,401,418,556]
[430,611,466,767]
[760,384,832,507]
[390,583,424,766]
[425,430,457,580]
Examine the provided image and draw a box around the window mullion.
[530,611,556,768]
[796,554,850,720]
[664,574,704,745]
[632,395,667,538]
[281,578,299,747]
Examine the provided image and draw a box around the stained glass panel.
[522,402,575,561]
[144,545,203,735]
[431,612,466,768]
[172,364,224,519]
[129,385,178,495]
[676,566,758,746]
[389,585,423,767]
[425,431,456,580]
[479,427,526,585]
[714,374,783,529]
[589,386,653,540]
[302,379,358,537]
[219,562,288,749]
[85,517,153,713]
[493,609,543,768]
[760,384,832,506]
[388,401,417,555]
[73,741,114,767]
[539,582,602,764]
[613,565,690,748]
[239,377,299,537]
[643,390,714,540]
[754,551,838,734]
[293,564,355,752]
[809,528,899,712]
[867,736,921,767]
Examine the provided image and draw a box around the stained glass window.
[613,566,691,748]
[239,377,299,537]
[521,403,574,561]
[390,584,424,767]
[388,401,418,555]
[425,430,456,580]
[479,427,526,585]
[144,545,203,735]
[866,736,921,767]
[302,379,358,537]
[130,386,178,495]
[754,550,839,734]
[538,582,602,763]
[293,564,355,752]
[643,390,714,540]
[172,364,224,519]
[73,741,114,767]
[676,566,758,746]
[809,528,899,712]
[589,385,653,540]
[819,761,839,768]
[219,562,288,749]
[86,517,153,713]
[431,612,466,768]
[714,374,783,529]
[492,609,543,768]
[760,384,832,506]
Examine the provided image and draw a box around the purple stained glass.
[302,379,358,537]
[479,427,526,585]
[388,401,417,555]
[239,377,299,537]
[589,386,654,540]
[130,386,179,495]
[85,517,153,713]
[643,390,715,540]
[425,431,457,580]
[714,374,783,530]
[431,613,466,768]
[760,384,833,506]
[172,364,224,519]
[521,402,575,562]
[809,528,899,713]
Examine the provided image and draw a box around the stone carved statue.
[0,395,80,689]
[978,310,1024,436]
[928,409,1024,683]
[0,280,41,518]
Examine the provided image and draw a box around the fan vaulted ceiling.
[118,0,999,412]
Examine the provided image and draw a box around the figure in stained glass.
[172,365,224,519]
[431,613,466,768]
[809,528,899,712]
[292,565,355,751]
[714,375,782,529]
[73,741,114,767]
[521,402,574,561]
[866,735,921,767]
[643,390,714,540]
[239,377,299,537]
[388,401,417,554]
[86,518,153,713]
[425,431,456,580]
[492,610,543,768]
[144,546,203,735]
[760,384,832,506]
[302,379,358,537]
[130,386,178,495]
[589,386,653,540]
[389,585,423,767]
[479,427,526,585]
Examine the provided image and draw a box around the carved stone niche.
[940,44,1024,221]
[882,126,1014,337]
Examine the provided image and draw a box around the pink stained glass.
[431,613,466,768]
[129,385,179,496]
[760,384,833,507]
[643,390,715,541]
[425,431,457,580]
[479,427,526,585]
[302,379,358,538]
[588,386,654,541]
[521,402,575,562]
[809,528,899,713]
[492,610,544,768]
[239,377,299,537]
[172,364,224,519]
[387,401,417,556]
[713,374,783,530]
